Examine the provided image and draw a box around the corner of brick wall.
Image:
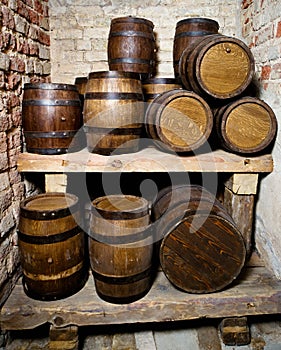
[0,0,51,307]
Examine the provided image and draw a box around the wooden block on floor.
[219,317,250,346]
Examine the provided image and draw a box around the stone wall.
[0,0,50,307]
[49,0,240,84]
[240,0,281,278]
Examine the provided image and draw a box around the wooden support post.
[45,173,67,192]
[224,173,259,258]
[49,325,79,350]
[219,316,250,346]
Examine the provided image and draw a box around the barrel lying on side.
[83,71,144,155]
[214,96,277,154]
[108,16,156,80]
[145,89,213,153]
[152,184,246,293]
[22,83,82,154]
[18,192,88,301]
[173,17,219,78]
[88,194,153,304]
[179,34,255,100]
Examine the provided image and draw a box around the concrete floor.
[3,315,281,350]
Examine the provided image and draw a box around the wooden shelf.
[1,264,280,331]
[17,147,273,173]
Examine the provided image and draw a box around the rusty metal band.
[83,125,142,135]
[92,267,151,285]
[89,227,151,245]
[24,131,77,138]
[84,92,143,100]
[22,99,81,106]
[109,30,155,39]
[109,57,153,65]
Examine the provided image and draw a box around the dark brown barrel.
[179,34,255,99]
[88,194,153,304]
[107,16,156,80]
[142,77,182,104]
[22,83,82,154]
[144,89,213,153]
[74,76,88,109]
[83,71,144,155]
[173,17,219,78]
[152,184,246,294]
[214,96,277,154]
[18,192,88,301]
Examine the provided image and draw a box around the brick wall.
[49,0,240,83]
[0,0,50,306]
[240,0,281,278]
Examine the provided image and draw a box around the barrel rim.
[88,70,141,80]
[110,16,154,28]
[20,192,79,220]
[24,83,78,91]
[176,17,219,29]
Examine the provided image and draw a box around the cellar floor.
[2,315,281,350]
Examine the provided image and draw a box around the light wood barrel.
[144,89,213,153]
[173,17,219,78]
[18,192,88,300]
[179,34,255,99]
[142,77,182,104]
[88,194,153,304]
[22,83,82,154]
[83,71,144,155]
[214,96,277,154]
[152,184,246,294]
[108,16,156,80]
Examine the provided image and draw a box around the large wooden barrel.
[107,16,156,80]
[144,89,213,153]
[179,34,255,100]
[83,71,144,155]
[18,192,88,301]
[22,83,82,154]
[214,96,277,154]
[173,17,219,77]
[152,184,246,293]
[88,194,153,304]
[142,77,182,105]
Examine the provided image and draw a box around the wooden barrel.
[179,34,255,100]
[83,71,144,155]
[18,192,88,301]
[107,16,156,80]
[214,96,277,154]
[173,17,219,77]
[22,83,82,154]
[88,194,153,303]
[152,184,246,293]
[144,89,213,153]
[142,77,182,104]
[74,76,88,109]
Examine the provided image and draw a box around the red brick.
[241,0,253,10]
[11,110,22,127]
[17,38,30,55]
[0,71,5,89]
[276,21,281,38]
[7,93,20,108]
[38,29,50,46]
[28,8,39,25]
[7,74,22,90]
[261,65,271,80]
[29,42,39,56]
[34,0,44,14]
[2,6,15,29]
[0,33,11,50]
[25,0,34,8]
[10,57,25,73]
[17,0,29,20]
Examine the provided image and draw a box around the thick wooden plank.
[17,147,273,173]
[1,266,281,331]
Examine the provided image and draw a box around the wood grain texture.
[16,147,274,173]
[142,78,182,104]
[1,265,281,330]
[145,89,213,152]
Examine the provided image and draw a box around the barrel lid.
[176,17,219,29]
[88,71,141,80]
[24,83,78,91]
[110,16,154,28]
[92,195,149,220]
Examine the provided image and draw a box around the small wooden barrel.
[142,77,182,104]
[173,17,219,77]
[83,71,144,155]
[214,96,277,154]
[88,194,153,303]
[22,83,82,154]
[144,89,213,153]
[179,34,255,100]
[152,184,246,293]
[18,192,88,301]
[107,16,156,80]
